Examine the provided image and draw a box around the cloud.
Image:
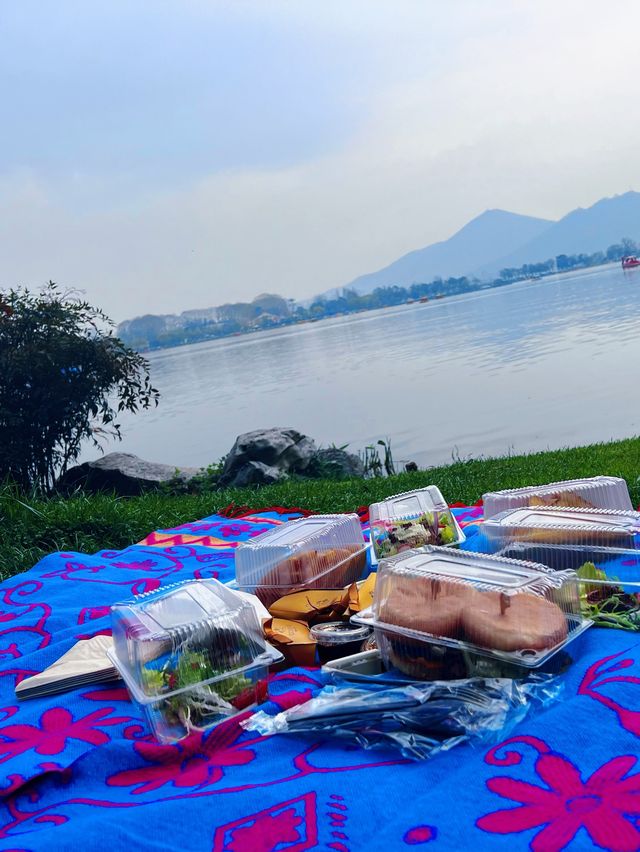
[1,0,639,319]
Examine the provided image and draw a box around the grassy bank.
[1,436,639,581]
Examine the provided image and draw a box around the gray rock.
[219,427,317,487]
[58,453,201,496]
[310,447,365,479]
[229,461,284,488]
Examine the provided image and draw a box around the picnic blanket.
[1,504,640,851]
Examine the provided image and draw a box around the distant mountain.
[334,209,554,296]
[478,191,640,276]
[119,190,640,352]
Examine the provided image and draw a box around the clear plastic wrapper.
[234,514,368,606]
[109,579,282,742]
[352,546,589,675]
[482,476,632,519]
[498,542,640,632]
[483,507,640,550]
[243,674,562,760]
[369,486,464,560]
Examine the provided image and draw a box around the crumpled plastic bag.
[243,674,562,760]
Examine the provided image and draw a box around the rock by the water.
[228,461,284,488]
[219,427,317,487]
[308,447,365,479]
[58,453,201,496]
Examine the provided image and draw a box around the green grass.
[1,436,639,581]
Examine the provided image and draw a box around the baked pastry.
[379,577,477,639]
[255,546,366,606]
[530,491,594,509]
[461,591,567,652]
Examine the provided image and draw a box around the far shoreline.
[137,260,622,356]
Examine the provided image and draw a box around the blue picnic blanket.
[1,505,640,851]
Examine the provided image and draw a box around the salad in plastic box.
[352,547,589,678]
[234,514,369,606]
[369,486,464,560]
[482,476,632,519]
[109,579,282,742]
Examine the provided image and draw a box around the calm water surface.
[101,264,640,469]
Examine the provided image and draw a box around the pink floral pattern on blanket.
[478,736,640,851]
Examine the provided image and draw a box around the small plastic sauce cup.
[311,622,372,663]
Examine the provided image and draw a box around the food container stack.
[482,476,633,519]
[235,514,369,606]
[484,506,640,631]
[369,486,465,561]
[483,506,640,550]
[109,579,282,742]
[351,547,589,679]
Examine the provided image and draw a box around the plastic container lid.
[369,486,465,560]
[110,579,275,701]
[234,514,369,603]
[495,541,640,577]
[482,476,632,519]
[352,546,589,667]
[483,506,640,550]
[310,622,372,646]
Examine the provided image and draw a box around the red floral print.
[218,524,253,538]
[225,806,303,852]
[107,720,256,795]
[578,651,640,737]
[0,707,130,761]
[403,824,437,844]
[212,793,318,852]
[478,752,640,851]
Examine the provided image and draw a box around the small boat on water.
[622,255,640,269]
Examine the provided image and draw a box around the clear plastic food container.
[496,542,640,633]
[109,579,282,742]
[482,507,640,549]
[323,644,583,683]
[483,476,632,519]
[351,546,589,677]
[234,514,369,606]
[369,486,465,561]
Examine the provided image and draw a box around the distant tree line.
[500,237,638,281]
[118,236,639,351]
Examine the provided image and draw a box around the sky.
[1,0,640,321]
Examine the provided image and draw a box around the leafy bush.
[0,284,159,491]
[161,459,227,495]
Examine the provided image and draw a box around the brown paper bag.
[268,588,350,621]
[264,617,317,667]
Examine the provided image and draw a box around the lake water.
[101,264,640,470]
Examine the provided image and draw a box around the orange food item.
[255,546,366,606]
[530,491,594,509]
[378,577,567,665]
[379,577,477,640]
[461,591,567,652]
